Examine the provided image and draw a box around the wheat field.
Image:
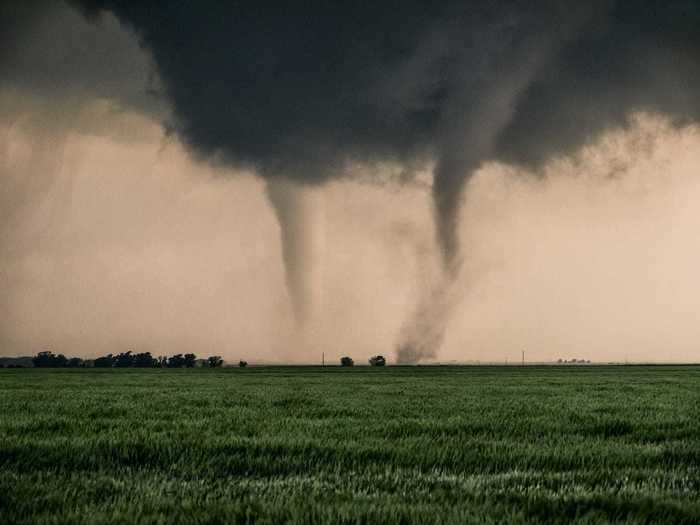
[1,366,699,524]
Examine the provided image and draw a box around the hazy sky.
[1,2,700,363]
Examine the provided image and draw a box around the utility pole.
[322,352,325,367]
[522,349,525,367]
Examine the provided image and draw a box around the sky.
[1,1,700,363]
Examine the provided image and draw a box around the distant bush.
[133,352,158,368]
[239,360,248,368]
[340,356,354,367]
[114,351,135,368]
[560,358,591,364]
[32,351,68,368]
[167,354,185,368]
[94,354,115,368]
[368,355,386,367]
[166,353,197,368]
[67,357,84,368]
[207,356,224,368]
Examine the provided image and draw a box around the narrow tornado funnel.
[265,177,323,330]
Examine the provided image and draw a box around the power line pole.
[522,349,525,367]
[322,352,325,367]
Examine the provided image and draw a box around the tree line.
[31,351,225,368]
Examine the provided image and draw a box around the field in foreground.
[1,366,699,524]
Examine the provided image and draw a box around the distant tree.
[32,351,68,368]
[33,351,54,367]
[183,353,197,368]
[114,351,134,368]
[207,356,224,368]
[133,352,157,368]
[67,357,84,368]
[368,355,386,367]
[557,358,563,363]
[94,354,114,368]
[157,355,168,368]
[340,356,354,367]
[239,360,248,368]
[167,354,185,368]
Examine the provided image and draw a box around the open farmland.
[1,366,699,524]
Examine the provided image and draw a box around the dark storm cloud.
[71,1,451,179]
[66,1,700,266]
[0,0,165,126]
[494,2,700,167]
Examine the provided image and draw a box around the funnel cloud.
[265,178,323,329]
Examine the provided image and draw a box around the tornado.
[397,33,552,363]
[265,178,324,329]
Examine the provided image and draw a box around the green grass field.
[1,366,699,524]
